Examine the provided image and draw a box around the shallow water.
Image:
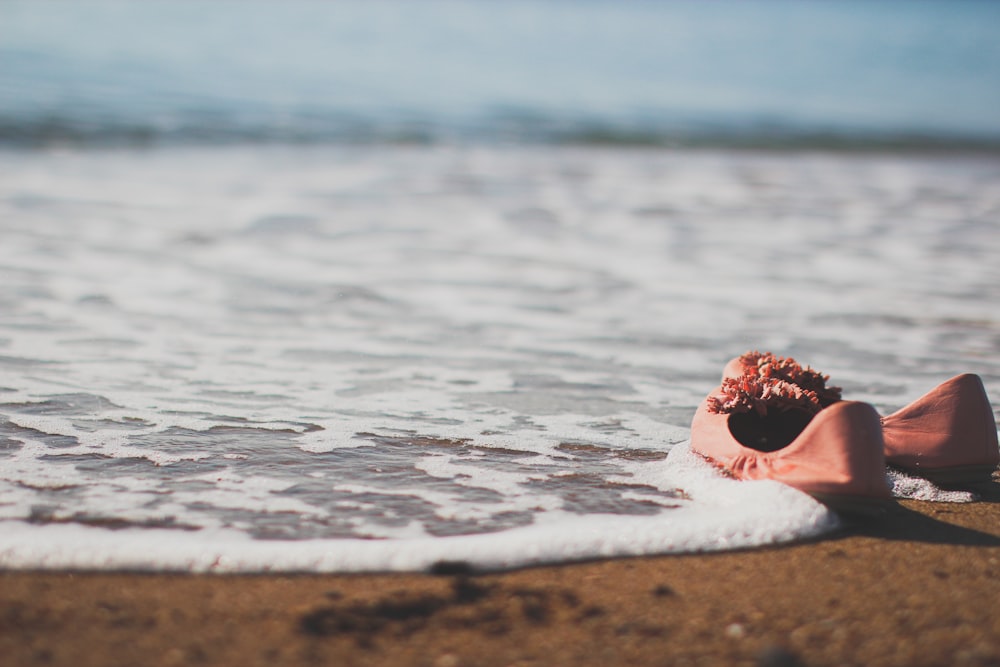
[0,146,996,571]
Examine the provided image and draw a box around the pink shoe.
[882,374,1000,485]
[723,354,1000,484]
[690,386,892,512]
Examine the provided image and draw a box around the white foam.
[1,146,997,572]
[887,468,977,503]
[0,443,839,572]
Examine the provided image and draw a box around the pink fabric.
[721,357,747,382]
[691,395,891,499]
[722,357,1000,473]
[882,373,1000,471]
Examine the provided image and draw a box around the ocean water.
[2,0,1000,149]
[1,146,995,571]
[1,2,998,572]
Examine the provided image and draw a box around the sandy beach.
[3,477,998,667]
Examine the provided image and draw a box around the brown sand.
[3,482,999,667]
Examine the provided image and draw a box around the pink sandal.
[881,373,999,485]
[690,355,892,512]
[720,352,1000,486]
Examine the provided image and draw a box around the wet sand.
[3,480,999,667]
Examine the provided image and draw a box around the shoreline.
[3,480,998,667]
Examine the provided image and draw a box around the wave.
[3,112,1000,152]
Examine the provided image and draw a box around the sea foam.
[0,146,997,572]
[0,443,839,573]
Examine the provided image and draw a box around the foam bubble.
[887,468,977,503]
